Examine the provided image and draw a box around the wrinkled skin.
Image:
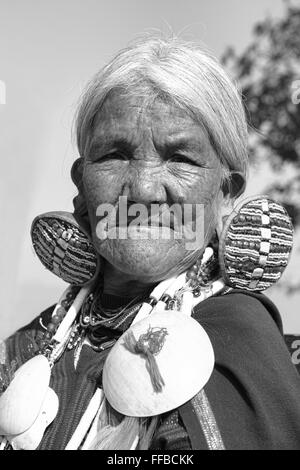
[82,91,226,296]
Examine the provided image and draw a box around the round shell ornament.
[219,195,294,291]
[0,355,51,435]
[31,211,100,286]
[9,387,59,450]
[102,309,214,417]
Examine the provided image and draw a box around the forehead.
[91,89,209,144]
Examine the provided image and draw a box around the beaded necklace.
[36,245,220,358]
[0,246,225,451]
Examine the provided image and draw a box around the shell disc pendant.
[0,355,51,436]
[103,309,214,417]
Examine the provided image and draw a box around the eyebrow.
[88,136,133,156]
[158,136,205,155]
[88,131,207,157]
[164,138,194,150]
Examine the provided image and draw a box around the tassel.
[123,327,168,393]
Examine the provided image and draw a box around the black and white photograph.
[1,0,300,453]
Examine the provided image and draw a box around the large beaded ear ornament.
[218,195,294,291]
[31,211,100,286]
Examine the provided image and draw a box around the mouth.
[95,199,202,243]
[105,211,179,240]
[106,225,179,243]
[115,208,177,231]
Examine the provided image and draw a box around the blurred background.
[1,0,300,339]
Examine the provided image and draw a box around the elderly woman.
[1,35,300,451]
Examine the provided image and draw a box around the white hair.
[76,34,248,196]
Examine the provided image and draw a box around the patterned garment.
[0,327,41,395]
[150,409,191,450]
[2,290,300,450]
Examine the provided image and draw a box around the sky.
[1,0,300,339]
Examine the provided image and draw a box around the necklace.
[0,247,225,451]
[36,247,219,357]
[69,290,149,352]
[81,292,144,329]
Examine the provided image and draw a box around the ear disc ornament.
[31,211,100,286]
[219,196,293,291]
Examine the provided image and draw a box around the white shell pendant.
[103,309,215,417]
[9,387,59,450]
[0,355,51,435]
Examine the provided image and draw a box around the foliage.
[222,0,300,225]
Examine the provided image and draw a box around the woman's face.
[82,91,224,281]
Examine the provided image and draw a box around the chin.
[94,236,189,281]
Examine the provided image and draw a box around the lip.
[105,225,180,240]
[117,218,176,231]
[114,205,178,231]
[128,225,175,232]
[128,225,179,241]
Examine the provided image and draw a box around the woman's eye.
[169,155,195,165]
[97,152,128,162]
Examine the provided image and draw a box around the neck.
[101,261,157,298]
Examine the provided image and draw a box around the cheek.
[182,168,222,218]
[181,168,222,236]
[83,165,124,210]
[184,168,222,205]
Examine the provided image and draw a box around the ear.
[215,190,232,239]
[71,158,91,235]
[71,157,84,189]
[221,172,246,199]
[216,172,246,239]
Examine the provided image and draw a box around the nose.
[125,165,167,205]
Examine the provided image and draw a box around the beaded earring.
[218,195,293,291]
[182,195,293,296]
[31,211,100,286]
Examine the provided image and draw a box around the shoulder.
[17,304,55,336]
[192,290,291,372]
[193,289,283,336]
[0,304,56,393]
[191,291,300,449]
